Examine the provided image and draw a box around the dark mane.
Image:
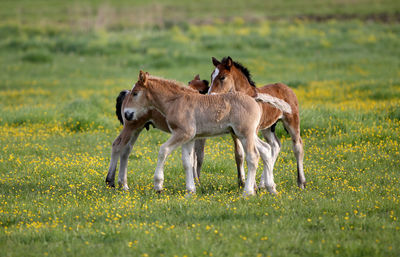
[221,57,256,87]
[116,90,129,125]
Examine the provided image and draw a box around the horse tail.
[254,93,292,114]
[116,90,129,125]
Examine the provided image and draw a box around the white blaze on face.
[208,68,219,94]
[211,68,219,84]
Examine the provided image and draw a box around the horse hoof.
[266,185,278,195]
[298,181,307,189]
[194,179,201,187]
[268,189,279,195]
[121,185,130,191]
[243,190,256,197]
[185,191,196,198]
[105,180,115,188]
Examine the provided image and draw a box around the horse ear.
[212,57,220,67]
[194,74,200,80]
[225,56,233,70]
[139,70,149,85]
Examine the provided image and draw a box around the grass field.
[1,1,400,256]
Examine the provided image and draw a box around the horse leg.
[182,141,196,194]
[105,147,118,188]
[193,138,206,185]
[232,135,246,188]
[154,133,190,192]
[283,118,306,189]
[105,127,139,188]
[117,130,141,191]
[259,126,281,189]
[256,138,277,194]
[239,135,260,196]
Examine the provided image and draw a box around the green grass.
[1,1,400,257]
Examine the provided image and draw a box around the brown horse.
[123,71,290,195]
[208,56,306,190]
[188,74,210,94]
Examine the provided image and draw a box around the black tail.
[116,90,129,125]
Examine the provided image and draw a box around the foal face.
[208,57,235,94]
[123,72,151,121]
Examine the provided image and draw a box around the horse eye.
[220,76,225,81]
[132,92,138,96]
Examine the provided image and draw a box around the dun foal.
[208,57,306,190]
[106,78,209,190]
[123,71,291,195]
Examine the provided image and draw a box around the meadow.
[1,1,400,256]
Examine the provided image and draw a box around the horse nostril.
[124,111,134,121]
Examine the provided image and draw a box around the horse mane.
[116,90,129,125]
[148,75,197,94]
[221,57,256,87]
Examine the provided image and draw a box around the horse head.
[208,56,257,96]
[188,74,209,95]
[208,56,239,94]
[123,70,152,122]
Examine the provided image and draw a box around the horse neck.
[147,81,184,114]
[233,68,258,97]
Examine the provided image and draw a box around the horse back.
[258,83,299,110]
[164,93,260,136]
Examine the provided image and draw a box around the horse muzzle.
[124,110,134,121]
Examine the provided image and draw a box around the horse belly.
[194,123,231,138]
[259,104,282,129]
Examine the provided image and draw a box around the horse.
[208,56,306,190]
[123,71,292,195]
[106,76,209,190]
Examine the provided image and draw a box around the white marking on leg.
[262,128,281,167]
[241,137,259,196]
[256,138,277,194]
[154,136,182,191]
[182,142,196,194]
